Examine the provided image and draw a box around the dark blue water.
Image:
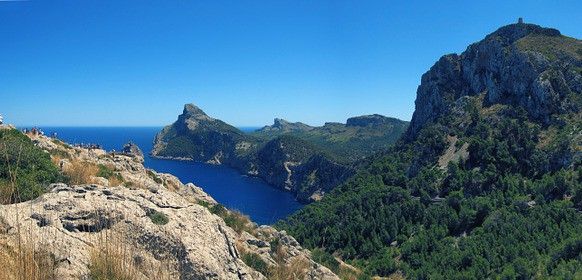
[38,127,302,225]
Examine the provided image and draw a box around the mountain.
[0,127,340,279]
[279,21,582,279]
[152,105,408,202]
[252,115,409,163]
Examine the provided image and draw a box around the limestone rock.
[122,141,144,161]
[407,22,581,139]
[0,184,262,280]
[2,133,339,279]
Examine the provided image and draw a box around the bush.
[146,170,163,184]
[0,129,63,203]
[147,210,169,225]
[241,252,269,276]
[97,164,124,186]
[311,248,340,273]
[197,200,211,208]
[97,164,115,179]
[210,204,253,233]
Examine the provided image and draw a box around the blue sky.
[1,1,580,127]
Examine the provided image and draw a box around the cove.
[40,127,303,225]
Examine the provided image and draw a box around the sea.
[36,127,303,225]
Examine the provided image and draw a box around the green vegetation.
[251,117,409,163]
[516,34,582,61]
[147,210,169,225]
[146,170,163,184]
[311,248,340,273]
[279,104,582,278]
[241,251,269,276]
[196,200,211,208]
[0,129,64,203]
[209,204,253,233]
[97,164,124,185]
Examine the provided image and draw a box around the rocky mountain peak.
[484,20,561,45]
[406,21,581,139]
[182,103,208,118]
[273,118,290,126]
[259,118,313,133]
[176,103,216,128]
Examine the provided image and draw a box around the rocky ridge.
[408,20,582,140]
[0,132,339,280]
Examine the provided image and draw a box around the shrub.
[197,200,211,208]
[311,248,340,273]
[146,170,163,184]
[0,129,63,203]
[96,164,124,186]
[268,257,309,280]
[96,164,115,179]
[147,210,169,225]
[210,204,253,233]
[241,252,269,276]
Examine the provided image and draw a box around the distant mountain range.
[151,105,408,202]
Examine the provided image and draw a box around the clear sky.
[1,1,580,127]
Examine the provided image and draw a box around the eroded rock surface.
[0,133,339,279]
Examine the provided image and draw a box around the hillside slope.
[152,105,407,202]
[280,21,582,279]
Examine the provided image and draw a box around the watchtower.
[518,17,524,24]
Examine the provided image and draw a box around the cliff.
[0,130,339,279]
[408,21,581,140]
[152,104,407,202]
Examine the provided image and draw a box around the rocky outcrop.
[1,183,262,280]
[122,141,144,160]
[0,133,339,279]
[408,20,582,139]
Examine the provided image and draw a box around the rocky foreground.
[0,132,338,280]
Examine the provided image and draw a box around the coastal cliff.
[152,105,408,202]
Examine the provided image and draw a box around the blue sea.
[37,127,303,225]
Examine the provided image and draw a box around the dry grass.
[0,239,57,280]
[89,230,139,280]
[269,257,309,280]
[107,175,124,188]
[0,179,15,205]
[269,239,309,280]
[65,160,99,185]
[89,227,176,280]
